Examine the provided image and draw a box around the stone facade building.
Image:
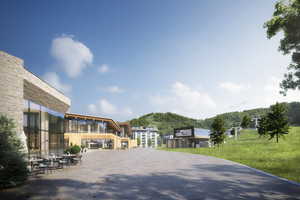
[0,51,71,156]
[0,51,137,156]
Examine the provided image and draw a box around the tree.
[230,128,235,136]
[241,115,251,128]
[267,102,289,143]
[287,102,300,125]
[264,0,300,94]
[0,115,28,188]
[147,138,152,147]
[210,116,226,146]
[137,137,141,146]
[257,116,269,137]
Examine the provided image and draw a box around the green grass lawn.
[158,127,300,183]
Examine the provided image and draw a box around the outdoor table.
[62,154,76,165]
[28,158,43,172]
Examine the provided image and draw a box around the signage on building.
[174,128,193,137]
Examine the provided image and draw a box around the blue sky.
[1,0,299,121]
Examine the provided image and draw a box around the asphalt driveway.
[1,148,300,200]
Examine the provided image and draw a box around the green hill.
[129,112,203,135]
[202,102,300,129]
[129,102,300,135]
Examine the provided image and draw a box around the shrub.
[64,145,81,154]
[0,115,28,188]
[70,145,81,154]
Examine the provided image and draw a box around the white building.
[132,127,159,148]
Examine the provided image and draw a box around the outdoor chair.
[37,162,48,174]
[72,155,82,165]
[58,158,68,168]
[45,159,57,173]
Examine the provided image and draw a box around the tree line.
[210,102,289,146]
[129,102,300,135]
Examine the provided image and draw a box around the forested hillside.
[130,112,203,135]
[129,102,300,135]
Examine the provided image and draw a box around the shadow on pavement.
[1,164,299,200]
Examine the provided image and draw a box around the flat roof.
[65,113,121,131]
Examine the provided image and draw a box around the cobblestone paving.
[1,148,300,200]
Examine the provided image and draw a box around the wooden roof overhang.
[65,113,121,132]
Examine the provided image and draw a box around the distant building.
[132,127,159,148]
[166,127,211,148]
[162,134,173,145]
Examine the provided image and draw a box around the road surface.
[1,148,300,200]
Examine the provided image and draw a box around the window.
[23,99,64,156]
[78,120,88,133]
[90,121,98,133]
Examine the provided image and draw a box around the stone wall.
[0,51,25,136]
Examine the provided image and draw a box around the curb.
[208,155,300,187]
[236,162,300,187]
[159,149,300,187]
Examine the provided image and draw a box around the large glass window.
[78,120,88,133]
[23,99,65,156]
[99,121,107,133]
[69,119,78,132]
[48,110,64,154]
[90,120,98,133]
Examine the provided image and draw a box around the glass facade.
[81,138,113,149]
[65,119,108,133]
[23,99,64,156]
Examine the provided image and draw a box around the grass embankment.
[159,127,300,183]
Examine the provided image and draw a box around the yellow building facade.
[64,113,137,150]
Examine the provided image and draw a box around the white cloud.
[263,76,300,106]
[43,72,72,95]
[87,98,133,118]
[150,81,216,118]
[99,99,117,115]
[222,77,300,113]
[87,104,97,114]
[219,81,250,93]
[105,86,124,94]
[51,35,93,78]
[98,64,109,74]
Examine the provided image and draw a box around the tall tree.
[137,137,141,146]
[230,128,235,136]
[267,103,289,143]
[147,138,152,147]
[210,116,226,146]
[241,115,251,128]
[257,116,269,137]
[0,115,28,188]
[264,0,300,94]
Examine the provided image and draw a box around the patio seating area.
[27,153,83,175]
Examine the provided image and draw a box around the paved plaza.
[1,148,300,200]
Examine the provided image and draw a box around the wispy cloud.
[102,85,124,94]
[87,98,133,118]
[98,64,109,74]
[43,72,72,95]
[150,81,216,118]
[51,35,93,78]
[219,81,250,93]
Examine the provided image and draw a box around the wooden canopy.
[65,113,121,132]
